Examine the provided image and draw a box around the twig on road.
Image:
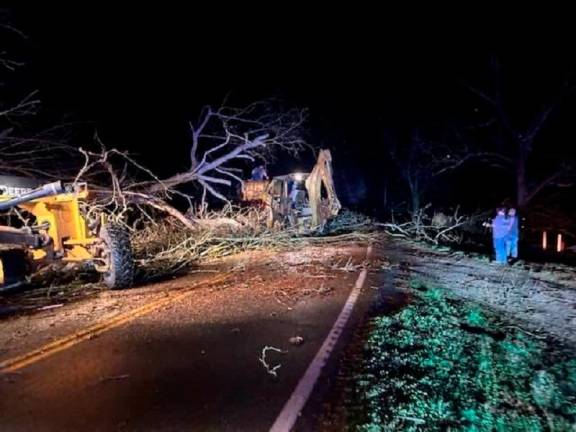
[259,346,287,377]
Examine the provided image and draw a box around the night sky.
[5,6,576,215]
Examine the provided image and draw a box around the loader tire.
[0,248,31,290]
[99,224,135,289]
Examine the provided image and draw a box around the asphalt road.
[0,245,379,431]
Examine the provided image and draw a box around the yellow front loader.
[0,177,134,290]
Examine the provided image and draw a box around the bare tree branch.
[147,99,309,201]
[466,62,575,206]
[525,168,569,205]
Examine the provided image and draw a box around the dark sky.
[5,5,576,211]
[9,6,481,141]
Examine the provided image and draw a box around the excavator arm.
[305,149,341,228]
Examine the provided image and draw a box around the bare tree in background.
[467,58,575,208]
[392,60,576,214]
[0,12,75,179]
[0,15,39,175]
[389,128,467,215]
[390,129,433,214]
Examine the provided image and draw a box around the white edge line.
[269,245,372,432]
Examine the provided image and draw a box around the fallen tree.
[66,99,310,230]
[378,206,470,245]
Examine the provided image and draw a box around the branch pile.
[378,207,469,245]
[132,208,377,279]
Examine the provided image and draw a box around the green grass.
[340,284,576,431]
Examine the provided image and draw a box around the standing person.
[506,208,519,261]
[251,165,269,181]
[289,180,298,204]
[490,207,510,264]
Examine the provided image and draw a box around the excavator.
[0,176,134,291]
[241,149,341,231]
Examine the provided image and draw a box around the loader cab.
[266,173,313,230]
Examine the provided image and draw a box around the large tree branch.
[0,90,40,118]
[524,103,555,145]
[197,134,268,174]
[525,169,569,204]
[190,106,213,168]
[433,152,514,176]
[465,82,519,139]
[73,100,308,206]
[198,179,228,202]
[124,192,196,230]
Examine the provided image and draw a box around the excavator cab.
[241,150,341,232]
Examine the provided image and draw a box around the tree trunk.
[516,142,528,209]
[409,179,420,215]
[411,194,420,215]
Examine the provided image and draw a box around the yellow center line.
[0,273,231,373]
